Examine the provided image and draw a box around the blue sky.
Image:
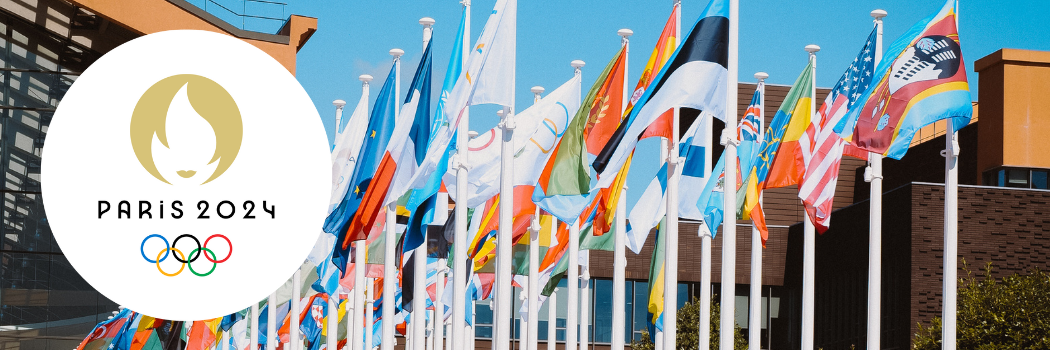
[285,0,1050,210]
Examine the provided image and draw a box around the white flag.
[389,0,517,200]
[328,90,370,214]
[443,74,580,208]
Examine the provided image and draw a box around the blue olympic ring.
[140,234,170,263]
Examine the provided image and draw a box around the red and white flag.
[798,29,877,233]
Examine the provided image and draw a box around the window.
[983,167,1050,189]
[1033,170,1048,189]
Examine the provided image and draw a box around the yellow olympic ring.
[156,247,186,277]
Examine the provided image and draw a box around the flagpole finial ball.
[390,48,405,57]
[871,9,887,19]
[333,99,346,108]
[618,29,634,38]
[359,74,373,83]
[805,45,821,53]
[419,17,435,26]
[571,60,586,69]
[754,72,769,80]
[531,86,545,94]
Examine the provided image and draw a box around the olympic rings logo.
[140,234,232,277]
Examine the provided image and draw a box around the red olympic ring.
[204,234,233,263]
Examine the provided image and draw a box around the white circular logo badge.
[41,30,330,321]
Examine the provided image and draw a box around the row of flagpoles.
[77,0,973,349]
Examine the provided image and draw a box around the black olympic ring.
[172,234,202,263]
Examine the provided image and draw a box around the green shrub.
[913,261,1050,349]
[630,294,747,350]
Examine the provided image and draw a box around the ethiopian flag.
[741,61,814,236]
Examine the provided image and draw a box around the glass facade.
[0,4,135,349]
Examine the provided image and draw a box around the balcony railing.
[183,0,288,34]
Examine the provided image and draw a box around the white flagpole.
[565,60,585,350]
[267,293,277,350]
[352,75,372,350]
[412,18,435,350]
[452,2,471,350]
[801,44,820,350]
[611,28,631,350]
[527,86,545,350]
[251,302,260,350]
[366,278,375,350]
[382,47,404,350]
[495,105,510,350]
[664,0,683,347]
[748,72,768,350]
[291,269,301,350]
[699,224,711,350]
[567,220,580,350]
[943,74,960,350]
[329,281,339,350]
[494,0,519,345]
[719,0,739,349]
[866,9,886,350]
[581,267,590,350]
[547,288,557,350]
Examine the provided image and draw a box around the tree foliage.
[630,294,747,350]
[913,261,1050,349]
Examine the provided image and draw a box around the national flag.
[625,113,711,253]
[299,294,328,350]
[390,0,516,200]
[77,309,134,350]
[646,219,666,334]
[257,302,292,349]
[798,29,878,233]
[184,318,221,350]
[533,47,627,224]
[398,8,467,262]
[741,63,814,237]
[835,0,972,160]
[329,77,372,215]
[696,84,764,240]
[152,320,184,350]
[348,40,434,254]
[323,64,399,273]
[444,75,582,208]
[634,3,680,140]
[592,0,728,188]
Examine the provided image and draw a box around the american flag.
[798,28,878,233]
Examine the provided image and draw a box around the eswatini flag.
[835,0,972,160]
[344,40,434,251]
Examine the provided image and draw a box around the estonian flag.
[591,0,728,188]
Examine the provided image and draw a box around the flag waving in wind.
[696,85,763,241]
[799,29,877,233]
[323,64,399,274]
[389,0,517,201]
[626,113,711,253]
[592,0,728,189]
[742,63,815,240]
[347,40,434,252]
[533,47,626,224]
[835,0,972,159]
